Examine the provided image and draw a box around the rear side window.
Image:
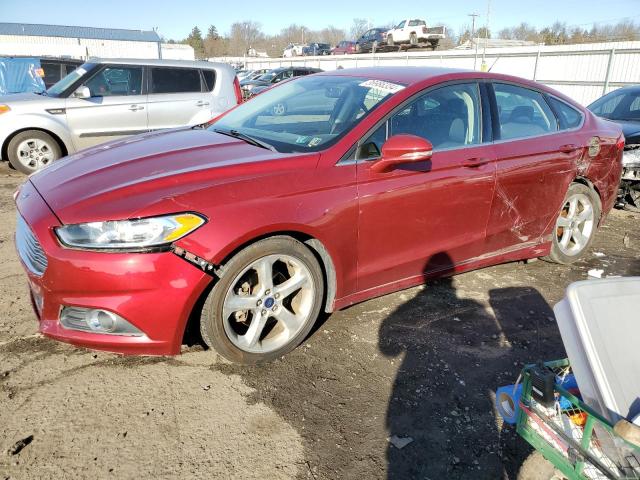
[151,67,201,94]
[548,96,583,129]
[494,83,557,140]
[202,69,215,91]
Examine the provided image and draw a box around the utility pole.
[468,13,479,69]
[481,0,492,71]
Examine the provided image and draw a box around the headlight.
[55,213,206,251]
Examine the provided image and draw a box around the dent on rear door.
[485,133,581,253]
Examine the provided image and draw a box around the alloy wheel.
[222,254,315,354]
[555,193,595,256]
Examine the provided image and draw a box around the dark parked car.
[331,41,356,55]
[588,86,640,211]
[40,58,83,88]
[241,66,322,98]
[16,67,623,364]
[355,28,388,53]
[303,43,331,56]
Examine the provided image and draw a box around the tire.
[355,43,361,53]
[387,35,394,47]
[372,40,379,53]
[430,40,440,50]
[7,130,62,174]
[409,33,418,46]
[517,451,565,480]
[200,237,324,364]
[545,183,601,264]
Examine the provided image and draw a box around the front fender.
[0,112,74,156]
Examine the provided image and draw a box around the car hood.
[30,128,317,224]
[0,91,61,108]
[243,79,270,87]
[609,119,640,145]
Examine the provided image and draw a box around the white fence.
[214,41,640,106]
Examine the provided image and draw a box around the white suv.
[0,58,241,173]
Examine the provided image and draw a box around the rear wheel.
[372,40,379,53]
[387,35,394,47]
[7,130,62,174]
[409,33,418,46]
[200,237,324,364]
[546,183,601,264]
[430,40,440,50]
[355,43,361,53]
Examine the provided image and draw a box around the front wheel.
[546,183,601,264]
[387,35,394,47]
[200,237,324,364]
[7,130,62,174]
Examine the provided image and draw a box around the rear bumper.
[15,180,212,356]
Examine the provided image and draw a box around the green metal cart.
[516,359,640,480]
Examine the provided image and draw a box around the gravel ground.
[0,164,638,480]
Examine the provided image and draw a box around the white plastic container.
[553,277,640,425]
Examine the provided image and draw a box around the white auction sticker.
[359,80,405,93]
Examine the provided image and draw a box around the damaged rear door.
[484,82,582,253]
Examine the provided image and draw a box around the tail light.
[617,135,626,151]
[233,77,243,105]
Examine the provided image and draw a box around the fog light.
[60,307,144,336]
[87,309,117,333]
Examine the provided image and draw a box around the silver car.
[0,58,241,174]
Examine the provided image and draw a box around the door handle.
[559,144,579,153]
[129,105,144,111]
[196,101,210,107]
[463,157,490,168]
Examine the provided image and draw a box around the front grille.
[16,214,48,276]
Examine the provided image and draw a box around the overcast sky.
[2,0,639,40]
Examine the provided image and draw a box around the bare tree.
[229,21,264,55]
[350,18,369,40]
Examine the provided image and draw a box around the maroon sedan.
[15,67,623,364]
[332,40,356,55]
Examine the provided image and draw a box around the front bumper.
[14,181,212,355]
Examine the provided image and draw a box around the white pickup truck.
[385,19,446,49]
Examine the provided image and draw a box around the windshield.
[588,89,640,121]
[46,63,96,97]
[210,75,406,153]
[257,70,279,81]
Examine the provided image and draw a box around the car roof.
[315,66,469,84]
[315,66,558,90]
[87,58,231,69]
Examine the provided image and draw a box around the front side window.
[494,83,557,140]
[84,66,143,97]
[151,67,201,94]
[211,75,405,153]
[548,96,583,129]
[396,21,406,29]
[389,83,482,149]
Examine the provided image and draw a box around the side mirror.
[370,134,433,173]
[72,86,91,99]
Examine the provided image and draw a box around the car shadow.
[378,251,563,479]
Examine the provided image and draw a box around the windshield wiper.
[214,128,277,152]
